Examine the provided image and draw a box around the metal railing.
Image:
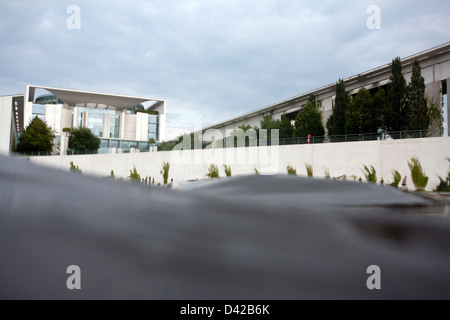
[13,129,440,156]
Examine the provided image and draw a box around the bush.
[223,165,232,177]
[389,170,402,187]
[434,157,450,192]
[408,157,428,191]
[305,162,313,177]
[68,127,100,152]
[287,164,297,175]
[161,162,170,184]
[206,164,220,178]
[362,165,377,183]
[129,165,141,183]
[70,161,82,174]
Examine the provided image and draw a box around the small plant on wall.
[223,164,232,177]
[287,164,297,176]
[389,170,401,188]
[305,162,313,177]
[69,161,82,174]
[161,162,170,184]
[434,157,450,192]
[129,165,141,183]
[408,157,428,191]
[361,165,377,183]
[206,164,220,178]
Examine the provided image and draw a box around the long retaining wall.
[29,137,450,191]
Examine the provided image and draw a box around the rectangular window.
[148,115,159,141]
[32,104,45,122]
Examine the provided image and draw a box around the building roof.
[26,85,165,110]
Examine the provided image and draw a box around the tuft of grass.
[206,164,220,178]
[434,157,450,192]
[408,157,428,191]
[254,168,259,175]
[389,170,401,188]
[129,165,141,183]
[324,168,330,179]
[223,164,232,177]
[287,164,297,176]
[305,162,313,177]
[362,165,377,183]
[70,161,82,174]
[160,162,170,184]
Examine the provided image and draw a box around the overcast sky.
[1,0,449,139]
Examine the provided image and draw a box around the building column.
[103,113,111,138]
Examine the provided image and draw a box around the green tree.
[16,117,55,153]
[372,88,391,131]
[293,97,325,138]
[260,112,280,140]
[279,114,294,139]
[387,57,407,131]
[406,60,430,131]
[427,95,443,135]
[345,88,373,134]
[326,79,349,136]
[69,127,101,151]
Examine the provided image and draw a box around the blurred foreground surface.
[0,156,449,299]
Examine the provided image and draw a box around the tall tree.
[278,114,294,139]
[387,57,407,131]
[260,111,280,140]
[345,88,373,134]
[406,60,429,130]
[326,79,349,136]
[293,97,325,138]
[372,88,390,131]
[68,127,101,151]
[16,117,55,153]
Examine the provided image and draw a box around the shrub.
[161,162,170,184]
[223,164,232,177]
[129,165,141,183]
[287,164,297,175]
[389,170,401,188]
[69,161,82,174]
[362,165,377,183]
[305,162,313,177]
[434,157,450,192]
[408,157,428,191]
[206,164,220,178]
[68,127,100,152]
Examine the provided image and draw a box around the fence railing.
[14,129,440,157]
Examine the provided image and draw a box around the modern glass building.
[22,85,166,154]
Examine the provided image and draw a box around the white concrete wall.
[29,137,450,191]
[0,96,13,155]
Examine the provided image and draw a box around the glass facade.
[76,107,118,137]
[32,104,46,121]
[148,114,159,141]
